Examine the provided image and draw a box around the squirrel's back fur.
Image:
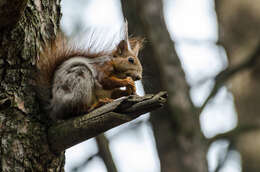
[37,32,143,88]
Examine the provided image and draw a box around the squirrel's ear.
[130,38,144,57]
[116,40,129,55]
[132,41,141,57]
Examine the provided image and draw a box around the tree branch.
[199,43,260,114]
[48,91,167,153]
[71,134,118,172]
[208,124,260,145]
[96,134,118,172]
[0,0,28,29]
[71,153,99,172]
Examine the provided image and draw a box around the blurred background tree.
[63,0,260,172]
[216,1,260,172]
[63,0,250,172]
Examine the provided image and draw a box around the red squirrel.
[37,22,143,119]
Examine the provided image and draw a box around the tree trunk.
[121,1,208,172]
[215,0,260,171]
[0,0,65,171]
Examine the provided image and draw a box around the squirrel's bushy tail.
[36,32,110,116]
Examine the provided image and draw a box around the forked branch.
[199,43,260,114]
[48,91,167,153]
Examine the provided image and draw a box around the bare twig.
[0,0,28,29]
[199,43,260,114]
[71,134,118,172]
[96,134,118,172]
[48,91,167,153]
[71,153,99,172]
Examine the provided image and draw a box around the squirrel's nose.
[136,75,141,80]
[133,75,141,81]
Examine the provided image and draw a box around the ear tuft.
[115,40,128,56]
[129,37,144,57]
[124,19,129,41]
[113,20,144,57]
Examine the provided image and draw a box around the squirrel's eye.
[128,57,135,64]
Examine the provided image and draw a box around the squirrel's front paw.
[125,77,136,95]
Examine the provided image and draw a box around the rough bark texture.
[215,0,260,171]
[121,0,208,172]
[0,0,65,171]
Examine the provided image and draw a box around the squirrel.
[36,22,143,120]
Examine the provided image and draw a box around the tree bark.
[0,0,65,171]
[121,1,208,172]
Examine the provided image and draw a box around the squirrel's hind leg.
[87,98,113,112]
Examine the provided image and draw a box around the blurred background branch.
[95,134,118,172]
[199,42,260,114]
